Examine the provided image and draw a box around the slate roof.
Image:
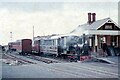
[70,17,120,35]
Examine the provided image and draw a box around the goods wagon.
[8,39,32,55]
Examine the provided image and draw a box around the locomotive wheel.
[19,52,21,55]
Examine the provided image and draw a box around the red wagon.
[8,39,32,55]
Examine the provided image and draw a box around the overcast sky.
[0,0,119,45]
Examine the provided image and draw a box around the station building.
[71,13,120,54]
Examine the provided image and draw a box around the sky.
[0,0,119,45]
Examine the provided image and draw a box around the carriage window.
[34,41,38,44]
[40,40,42,45]
[53,40,54,45]
[60,37,64,46]
[55,39,57,46]
[45,40,48,45]
[45,40,47,45]
[57,39,60,46]
[79,38,82,44]
[50,40,51,45]
[41,40,45,45]
[48,40,50,45]
[46,40,52,45]
[54,39,57,46]
[18,42,20,45]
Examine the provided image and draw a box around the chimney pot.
[88,13,91,24]
[92,13,96,22]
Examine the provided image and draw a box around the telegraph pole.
[32,26,35,46]
[33,26,34,41]
[10,32,12,42]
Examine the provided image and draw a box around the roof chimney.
[92,13,96,22]
[88,13,91,24]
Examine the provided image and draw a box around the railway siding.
[2,53,36,66]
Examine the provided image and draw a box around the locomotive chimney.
[92,13,96,22]
[88,13,91,24]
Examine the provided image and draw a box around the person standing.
[102,43,108,57]
[82,43,90,56]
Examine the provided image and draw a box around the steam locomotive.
[32,34,83,57]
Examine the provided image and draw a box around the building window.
[105,25,112,29]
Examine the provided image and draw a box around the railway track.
[3,52,118,78]
[2,53,36,65]
[26,53,77,63]
[6,52,61,64]
[26,54,60,64]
